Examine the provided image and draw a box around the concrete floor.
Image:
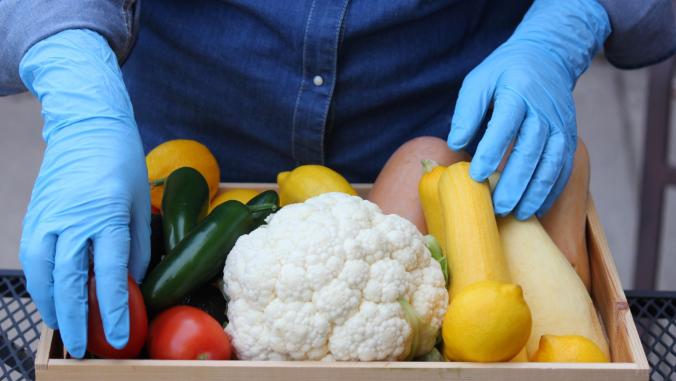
[0,58,674,289]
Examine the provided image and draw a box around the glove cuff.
[509,0,611,82]
[18,29,136,143]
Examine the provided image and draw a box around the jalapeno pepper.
[148,212,165,274]
[161,167,209,253]
[142,200,277,311]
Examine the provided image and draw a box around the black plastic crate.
[627,290,676,381]
[0,270,40,381]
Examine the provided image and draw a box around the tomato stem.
[197,353,211,360]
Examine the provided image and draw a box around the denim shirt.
[121,0,533,182]
[2,0,675,181]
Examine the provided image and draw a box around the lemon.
[277,165,357,206]
[146,140,220,209]
[531,335,609,362]
[442,280,532,362]
[209,189,260,213]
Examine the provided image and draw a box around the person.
[1,0,674,358]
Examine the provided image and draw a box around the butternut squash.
[541,139,591,291]
[367,136,467,232]
[497,214,609,359]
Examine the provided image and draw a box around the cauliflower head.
[223,192,448,361]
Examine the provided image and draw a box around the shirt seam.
[122,0,132,51]
[290,0,317,165]
[318,0,350,165]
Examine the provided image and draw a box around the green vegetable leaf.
[399,298,440,361]
[424,235,449,288]
[414,347,445,362]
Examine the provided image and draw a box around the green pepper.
[161,167,209,252]
[246,190,279,226]
[142,200,277,311]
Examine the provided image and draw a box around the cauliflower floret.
[223,192,448,361]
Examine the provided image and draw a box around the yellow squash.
[277,165,357,206]
[438,162,531,362]
[439,162,511,298]
[418,160,447,255]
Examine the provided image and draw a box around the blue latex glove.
[447,0,610,220]
[18,29,150,358]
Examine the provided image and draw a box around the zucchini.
[438,162,531,362]
[438,162,510,298]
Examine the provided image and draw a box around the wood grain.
[37,359,646,381]
[34,325,52,371]
[586,196,648,371]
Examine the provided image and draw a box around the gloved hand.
[447,0,610,220]
[18,29,150,358]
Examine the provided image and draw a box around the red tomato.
[147,306,232,360]
[87,273,148,359]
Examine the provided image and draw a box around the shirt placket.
[291,0,350,165]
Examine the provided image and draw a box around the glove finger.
[537,147,575,217]
[448,74,494,151]
[492,114,548,216]
[53,229,90,358]
[19,230,58,328]
[128,194,151,284]
[514,132,566,220]
[469,89,526,181]
[93,225,131,349]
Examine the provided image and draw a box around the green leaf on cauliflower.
[399,298,440,361]
[424,235,449,288]
[414,347,445,362]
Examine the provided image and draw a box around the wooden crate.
[35,184,649,381]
